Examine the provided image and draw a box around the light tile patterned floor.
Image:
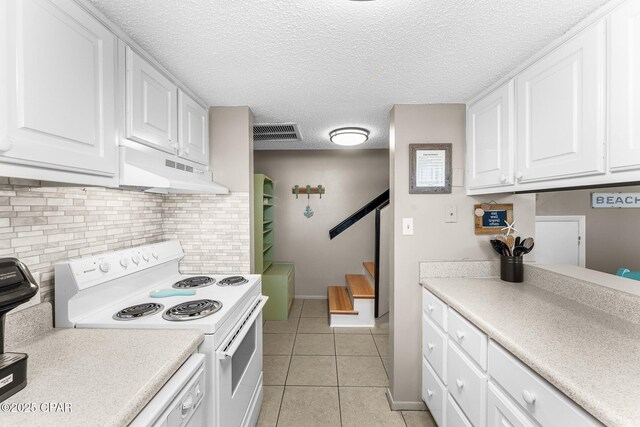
[259,299,437,427]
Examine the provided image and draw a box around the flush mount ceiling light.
[329,127,370,146]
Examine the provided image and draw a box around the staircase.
[328,261,376,327]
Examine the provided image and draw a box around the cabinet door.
[487,382,536,427]
[609,1,640,171]
[515,21,606,183]
[1,0,117,176]
[467,81,514,189]
[126,46,177,154]
[178,90,209,165]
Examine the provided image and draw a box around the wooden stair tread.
[345,274,375,299]
[363,261,375,279]
[328,286,358,314]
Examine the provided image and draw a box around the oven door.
[215,295,268,427]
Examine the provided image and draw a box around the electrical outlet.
[445,205,457,223]
[402,218,414,235]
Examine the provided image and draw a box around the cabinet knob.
[499,174,507,183]
[427,304,434,312]
[516,171,524,180]
[522,389,536,405]
[456,379,465,389]
[427,342,434,351]
[426,389,434,398]
[456,330,465,340]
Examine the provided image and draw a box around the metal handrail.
[328,190,390,240]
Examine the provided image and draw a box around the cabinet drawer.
[447,341,487,427]
[487,381,536,427]
[446,394,472,427]
[422,358,446,427]
[423,289,447,331]
[448,308,487,369]
[488,341,600,427]
[422,314,447,384]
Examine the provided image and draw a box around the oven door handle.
[217,295,268,360]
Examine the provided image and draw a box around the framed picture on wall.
[409,143,452,194]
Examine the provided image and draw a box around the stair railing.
[374,200,389,318]
[328,190,390,240]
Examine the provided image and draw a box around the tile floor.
[258,299,437,427]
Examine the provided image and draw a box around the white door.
[1,0,117,176]
[516,21,606,183]
[126,46,177,154]
[535,216,585,267]
[467,80,514,189]
[609,0,640,172]
[178,90,209,166]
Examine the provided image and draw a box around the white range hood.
[119,145,228,194]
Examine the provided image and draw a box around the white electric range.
[54,240,267,427]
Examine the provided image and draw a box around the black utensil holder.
[500,255,523,283]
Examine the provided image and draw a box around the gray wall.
[254,149,389,297]
[388,104,536,407]
[536,185,640,274]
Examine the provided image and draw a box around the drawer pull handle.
[427,304,434,312]
[427,389,434,398]
[456,379,464,389]
[522,390,536,405]
[456,330,465,340]
[427,342,434,351]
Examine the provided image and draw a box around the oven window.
[232,321,256,394]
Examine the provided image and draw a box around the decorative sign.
[592,193,640,208]
[474,203,513,235]
[409,143,452,194]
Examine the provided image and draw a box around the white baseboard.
[294,295,327,300]
[385,389,427,411]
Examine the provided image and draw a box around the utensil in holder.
[500,255,523,283]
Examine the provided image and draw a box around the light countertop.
[421,276,640,427]
[1,327,204,427]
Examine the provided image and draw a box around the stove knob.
[99,262,110,273]
[119,258,129,269]
[142,253,150,262]
[152,251,159,260]
[132,255,140,265]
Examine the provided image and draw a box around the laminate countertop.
[0,327,204,427]
[421,275,640,427]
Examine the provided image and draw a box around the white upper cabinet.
[515,20,606,184]
[466,81,514,190]
[178,90,209,165]
[1,0,117,180]
[125,46,178,154]
[609,1,640,172]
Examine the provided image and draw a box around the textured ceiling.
[89,0,608,150]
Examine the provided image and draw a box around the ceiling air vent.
[253,123,302,142]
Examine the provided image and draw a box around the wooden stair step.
[363,261,375,279]
[328,286,358,314]
[345,274,375,299]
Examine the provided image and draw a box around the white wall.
[388,104,536,407]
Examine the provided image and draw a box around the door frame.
[535,215,586,267]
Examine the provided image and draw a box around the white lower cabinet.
[447,341,486,427]
[487,382,536,427]
[423,357,447,427]
[488,342,600,427]
[447,394,473,427]
[422,289,600,427]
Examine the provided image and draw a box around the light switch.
[402,218,414,235]
[445,205,457,223]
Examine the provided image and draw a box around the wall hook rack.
[292,185,325,199]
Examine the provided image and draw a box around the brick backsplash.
[0,177,251,304]
[162,192,251,274]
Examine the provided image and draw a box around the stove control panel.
[58,240,185,291]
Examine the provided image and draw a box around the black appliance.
[0,258,38,402]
